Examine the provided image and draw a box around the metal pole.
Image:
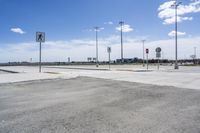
[142,40,145,67]
[95,27,99,67]
[157,58,160,70]
[109,52,111,70]
[194,47,197,64]
[162,51,164,60]
[194,47,197,59]
[119,21,124,63]
[146,53,148,70]
[174,0,179,69]
[39,42,42,73]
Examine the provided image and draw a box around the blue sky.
[0,0,200,62]
[0,0,158,42]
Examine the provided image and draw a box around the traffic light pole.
[146,53,149,70]
[142,40,145,67]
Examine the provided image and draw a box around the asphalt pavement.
[0,77,200,133]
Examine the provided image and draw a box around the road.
[1,77,200,133]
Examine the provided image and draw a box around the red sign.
[146,49,149,54]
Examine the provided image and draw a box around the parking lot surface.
[0,70,10,74]
[0,65,200,90]
[1,77,200,133]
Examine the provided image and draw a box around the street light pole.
[94,27,99,67]
[172,0,181,69]
[142,40,146,67]
[119,21,124,63]
[175,1,178,69]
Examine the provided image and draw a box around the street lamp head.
[94,26,100,31]
[178,2,182,5]
[142,40,146,43]
[94,27,104,32]
[119,21,124,25]
[171,1,182,7]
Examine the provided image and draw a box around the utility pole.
[142,40,146,67]
[119,21,124,63]
[94,27,99,67]
[172,0,181,69]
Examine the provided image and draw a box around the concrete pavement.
[0,65,199,90]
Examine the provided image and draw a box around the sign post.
[36,32,45,73]
[107,47,111,70]
[156,47,162,70]
[146,48,149,70]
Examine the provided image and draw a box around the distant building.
[87,57,96,62]
[116,58,140,63]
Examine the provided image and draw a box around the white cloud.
[116,24,133,33]
[82,27,104,33]
[82,29,93,32]
[168,31,186,37]
[1,35,200,62]
[158,0,200,24]
[94,27,104,32]
[104,21,113,25]
[11,28,26,34]
[163,16,193,25]
[99,27,105,30]
[158,1,175,11]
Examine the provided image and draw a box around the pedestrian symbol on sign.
[36,32,45,42]
[38,34,42,41]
